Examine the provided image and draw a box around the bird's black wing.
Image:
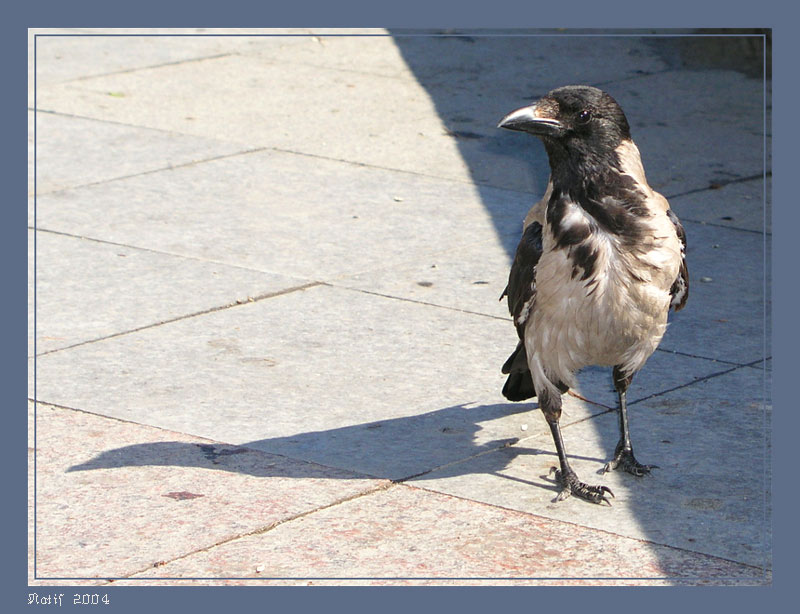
[667,209,689,311]
[500,222,543,401]
[503,221,543,337]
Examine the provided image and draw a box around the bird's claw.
[550,467,614,505]
[602,447,658,477]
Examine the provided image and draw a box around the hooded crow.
[498,85,688,505]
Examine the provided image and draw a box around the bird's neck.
[545,141,623,199]
[544,143,649,240]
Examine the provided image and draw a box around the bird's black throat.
[544,141,650,280]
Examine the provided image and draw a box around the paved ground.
[28,28,771,585]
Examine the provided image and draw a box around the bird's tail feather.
[501,342,569,402]
[501,341,526,374]
[501,343,537,402]
[502,370,536,402]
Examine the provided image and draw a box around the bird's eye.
[578,109,592,124]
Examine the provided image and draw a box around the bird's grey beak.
[498,104,563,137]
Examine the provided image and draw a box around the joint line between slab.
[668,171,771,201]
[29,226,304,279]
[30,106,530,198]
[654,347,769,368]
[29,398,224,438]
[331,284,770,372]
[36,48,238,86]
[331,284,512,323]
[119,481,396,580]
[628,358,768,407]
[30,107,769,241]
[402,483,770,576]
[31,136,271,196]
[34,281,323,357]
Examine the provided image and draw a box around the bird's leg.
[603,367,658,476]
[541,390,613,505]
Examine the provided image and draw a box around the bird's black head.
[498,85,632,178]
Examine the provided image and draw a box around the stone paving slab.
[33,147,526,280]
[31,35,767,215]
[236,351,731,481]
[124,483,764,583]
[28,284,534,482]
[658,220,768,364]
[384,35,669,195]
[30,282,727,482]
[29,283,512,438]
[34,52,475,182]
[29,30,316,103]
[29,229,308,355]
[34,36,758,198]
[248,32,670,88]
[28,109,250,197]
[411,366,771,569]
[28,29,80,105]
[389,33,670,93]
[336,216,769,366]
[669,177,770,235]
[29,401,387,580]
[32,36,769,296]
[606,70,768,196]
[31,160,768,369]
[333,234,518,321]
[248,33,420,80]
[29,34,655,196]
[243,34,673,194]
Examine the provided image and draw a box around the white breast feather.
[525,201,680,395]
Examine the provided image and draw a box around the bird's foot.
[550,467,614,505]
[603,447,658,477]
